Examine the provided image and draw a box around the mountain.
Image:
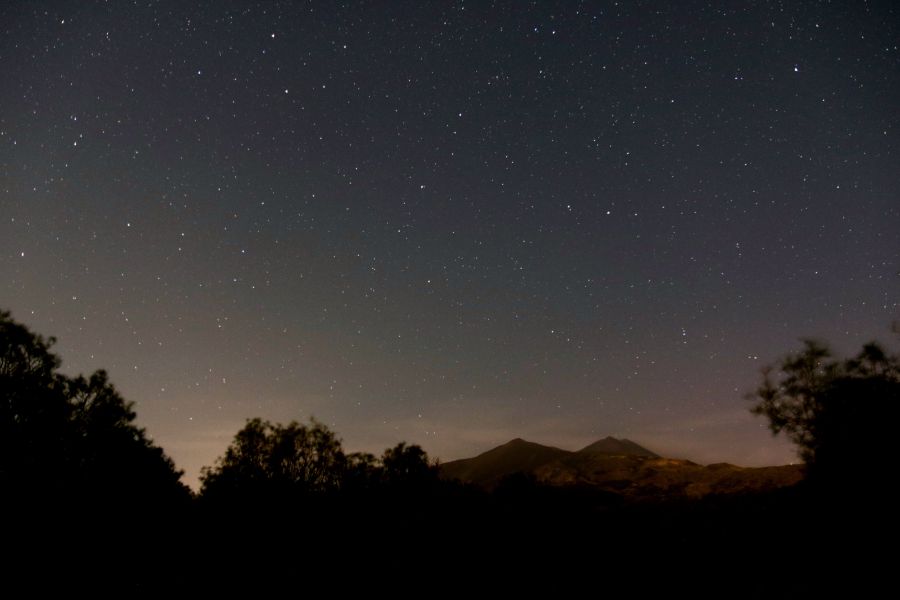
[439,438,570,487]
[577,436,658,458]
[439,437,802,501]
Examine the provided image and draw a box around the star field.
[2,1,898,488]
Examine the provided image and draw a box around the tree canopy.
[199,417,348,500]
[199,417,438,503]
[749,338,900,487]
[0,310,189,508]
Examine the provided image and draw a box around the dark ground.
[4,482,890,597]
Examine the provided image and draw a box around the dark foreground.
[5,482,890,597]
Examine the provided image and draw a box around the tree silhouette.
[749,338,900,488]
[0,310,189,509]
[381,442,437,488]
[199,419,446,507]
[199,417,348,501]
[343,450,379,493]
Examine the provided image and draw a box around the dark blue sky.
[2,1,897,488]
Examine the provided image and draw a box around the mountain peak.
[578,437,658,458]
[501,437,549,449]
[440,438,570,486]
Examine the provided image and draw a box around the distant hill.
[440,437,802,501]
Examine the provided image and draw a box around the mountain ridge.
[439,437,801,501]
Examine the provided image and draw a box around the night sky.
[2,1,897,489]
